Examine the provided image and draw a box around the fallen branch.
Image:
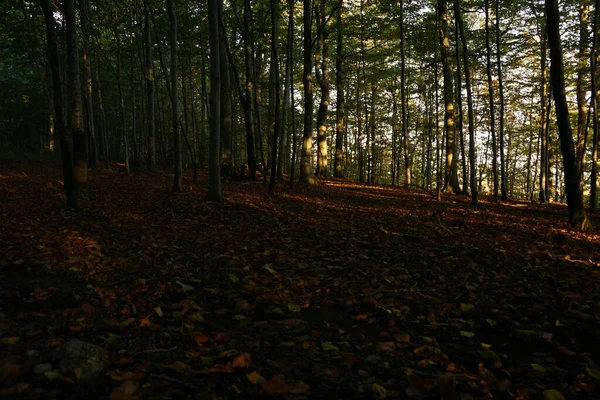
[135,346,178,355]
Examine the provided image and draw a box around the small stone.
[33,363,53,374]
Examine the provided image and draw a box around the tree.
[168,0,183,192]
[40,0,76,207]
[65,0,87,196]
[315,0,330,177]
[591,0,600,209]
[438,0,459,193]
[301,0,315,182]
[268,0,281,193]
[485,0,499,201]
[207,0,222,200]
[496,0,507,200]
[545,0,591,230]
[334,0,345,178]
[144,0,156,172]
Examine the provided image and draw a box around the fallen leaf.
[542,389,565,400]
[232,353,252,368]
[1,337,21,345]
[247,371,265,385]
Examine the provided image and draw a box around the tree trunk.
[438,0,459,193]
[144,0,156,171]
[219,13,233,176]
[207,0,223,200]
[40,0,76,207]
[301,0,315,182]
[115,28,130,175]
[278,0,294,180]
[79,0,97,170]
[65,0,87,196]
[400,0,411,187]
[576,0,591,182]
[334,0,345,178]
[539,24,549,203]
[496,0,507,200]
[167,0,183,192]
[454,7,467,194]
[315,0,330,177]
[545,0,592,230]
[591,0,600,209]
[268,0,281,193]
[485,0,499,201]
[455,0,478,206]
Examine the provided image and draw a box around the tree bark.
[400,0,411,187]
[334,0,345,178]
[496,0,507,200]
[268,0,281,193]
[167,0,183,192]
[438,0,459,193]
[485,0,499,201]
[455,0,478,206]
[591,0,600,209]
[40,0,76,207]
[65,0,87,195]
[144,0,156,171]
[576,0,591,182]
[219,12,233,175]
[207,0,223,200]
[545,0,592,230]
[301,0,315,182]
[79,0,97,170]
[315,0,330,177]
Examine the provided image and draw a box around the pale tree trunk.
[301,0,315,182]
[144,0,156,171]
[334,0,345,178]
[545,0,592,230]
[485,0,499,201]
[539,23,549,203]
[576,0,591,182]
[438,0,459,193]
[167,0,183,192]
[207,0,222,200]
[496,0,507,200]
[40,0,76,206]
[279,0,295,180]
[315,0,330,177]
[454,12,467,194]
[591,0,599,209]
[268,0,281,193]
[455,0,478,206]
[65,0,87,195]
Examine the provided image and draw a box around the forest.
[0,0,600,398]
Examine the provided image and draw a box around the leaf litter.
[0,162,599,398]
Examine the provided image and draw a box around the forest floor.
[1,161,600,400]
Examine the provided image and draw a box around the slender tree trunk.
[454,7,467,194]
[269,0,281,193]
[438,0,459,193]
[455,0,478,206]
[370,84,377,183]
[115,27,130,174]
[79,0,97,170]
[219,14,233,175]
[591,0,600,209]
[315,0,330,177]
[301,0,314,181]
[40,0,76,206]
[129,11,139,170]
[496,0,507,200]
[576,0,591,182]
[207,0,223,200]
[279,0,294,180]
[167,0,183,192]
[144,0,156,171]
[545,0,592,230]
[334,0,345,178]
[539,24,548,203]
[485,0,499,201]
[400,0,411,187]
[65,0,87,195]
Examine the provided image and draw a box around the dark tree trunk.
[268,0,281,193]
[496,0,507,200]
[144,0,156,171]
[545,0,592,230]
[315,0,330,177]
[591,0,600,209]
[79,0,97,170]
[168,0,183,192]
[400,0,410,187]
[65,0,87,195]
[334,0,345,178]
[40,0,76,207]
[485,0,499,201]
[219,13,233,175]
[207,0,222,200]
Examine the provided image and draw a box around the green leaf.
[586,366,600,381]
[460,331,475,338]
[176,280,194,293]
[287,303,301,312]
[542,389,565,400]
[531,363,546,373]
[321,341,339,352]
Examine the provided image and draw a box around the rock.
[52,340,109,380]
[33,363,53,374]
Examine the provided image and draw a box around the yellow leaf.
[153,307,164,317]
[460,303,475,312]
[543,389,565,400]
[1,337,21,345]
[372,383,387,399]
[247,371,265,385]
[460,331,475,338]
[587,367,600,381]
